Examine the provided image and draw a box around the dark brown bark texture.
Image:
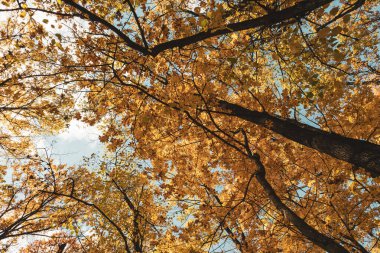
[219,100,380,178]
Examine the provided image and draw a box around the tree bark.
[252,155,349,253]
[219,100,380,177]
[57,243,66,253]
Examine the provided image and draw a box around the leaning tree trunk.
[252,154,350,253]
[219,100,380,178]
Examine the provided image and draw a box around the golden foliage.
[0,0,379,252]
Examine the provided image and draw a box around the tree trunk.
[219,100,380,177]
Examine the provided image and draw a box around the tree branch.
[218,100,380,177]
[62,0,149,55]
[251,154,349,252]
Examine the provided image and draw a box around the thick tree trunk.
[219,100,380,177]
[252,155,349,253]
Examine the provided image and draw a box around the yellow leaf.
[348,181,356,192]
[307,180,315,188]
[200,19,208,29]
[19,10,26,18]
[231,33,238,40]
[55,42,64,51]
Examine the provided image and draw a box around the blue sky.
[35,120,103,165]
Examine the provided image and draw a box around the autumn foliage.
[0,0,379,252]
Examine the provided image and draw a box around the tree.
[1,151,169,252]
[0,15,73,156]
[0,0,379,252]
[0,156,82,251]
[40,152,169,253]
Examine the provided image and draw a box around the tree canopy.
[0,0,379,252]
